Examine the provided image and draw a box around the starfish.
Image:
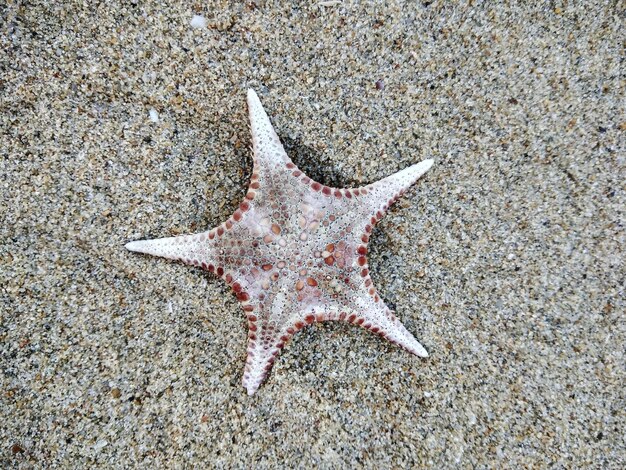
[126,89,433,395]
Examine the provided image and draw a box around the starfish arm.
[354,159,433,222]
[345,295,429,357]
[241,309,427,396]
[242,338,281,396]
[246,89,297,181]
[240,285,427,395]
[125,232,217,269]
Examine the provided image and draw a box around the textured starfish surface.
[126,89,433,395]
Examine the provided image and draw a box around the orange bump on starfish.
[126,89,434,395]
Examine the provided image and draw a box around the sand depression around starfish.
[126,89,433,395]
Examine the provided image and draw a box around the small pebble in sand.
[190,15,206,29]
[149,108,159,123]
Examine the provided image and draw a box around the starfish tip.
[125,241,141,252]
[246,88,259,102]
[414,158,434,174]
[244,382,259,396]
[415,345,429,358]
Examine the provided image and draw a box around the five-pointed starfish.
[126,89,433,395]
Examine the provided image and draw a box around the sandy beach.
[1,1,624,467]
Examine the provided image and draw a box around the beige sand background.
[1,1,624,467]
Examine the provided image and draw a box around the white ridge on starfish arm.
[246,88,295,177]
[355,159,434,222]
[125,233,214,268]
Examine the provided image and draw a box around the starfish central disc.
[126,89,434,395]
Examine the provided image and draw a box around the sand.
[1,1,624,467]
